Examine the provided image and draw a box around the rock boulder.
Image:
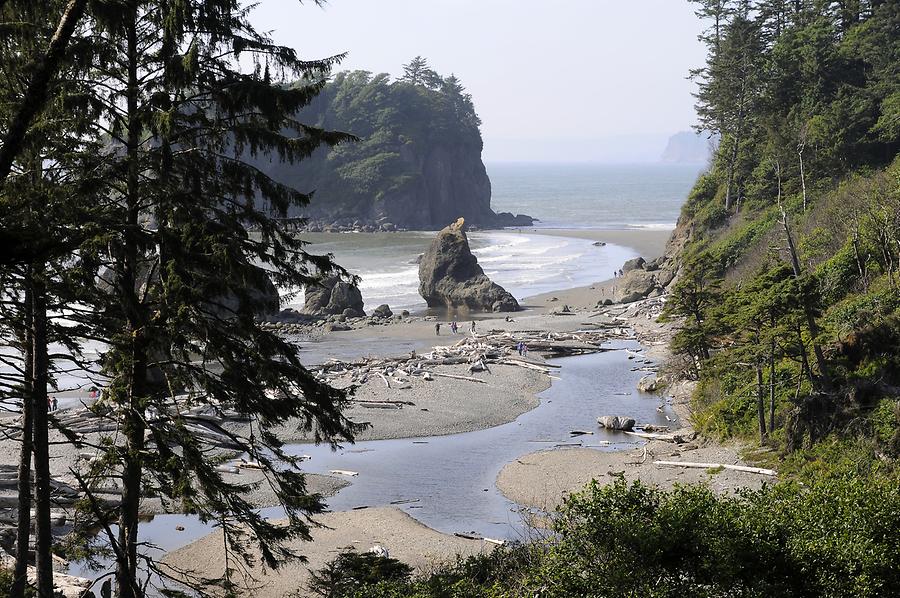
[373,304,393,318]
[418,218,520,312]
[622,256,646,273]
[615,269,659,304]
[597,415,636,431]
[304,276,365,316]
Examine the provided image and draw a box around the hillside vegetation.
[662,0,900,479]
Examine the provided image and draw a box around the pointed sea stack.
[418,218,520,312]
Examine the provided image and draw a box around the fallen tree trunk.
[428,372,487,384]
[653,460,777,476]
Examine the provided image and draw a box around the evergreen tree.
[49,2,365,595]
[0,2,103,595]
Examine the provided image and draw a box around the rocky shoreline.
[283,211,535,234]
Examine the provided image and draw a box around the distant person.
[516,341,524,356]
[435,323,441,335]
[52,396,58,412]
[522,344,529,358]
[471,320,476,334]
[451,320,458,334]
[47,395,52,411]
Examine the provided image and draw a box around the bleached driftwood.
[654,460,777,476]
[428,372,487,384]
[623,430,682,442]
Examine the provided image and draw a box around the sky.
[250,1,708,163]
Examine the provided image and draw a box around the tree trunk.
[768,327,776,434]
[30,271,53,598]
[725,135,738,212]
[11,272,34,598]
[0,0,89,184]
[798,145,807,211]
[757,364,767,442]
[116,9,147,596]
[780,206,829,385]
[852,219,868,291]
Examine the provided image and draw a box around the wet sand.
[528,227,672,262]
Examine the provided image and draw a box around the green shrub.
[307,551,413,597]
[0,568,34,598]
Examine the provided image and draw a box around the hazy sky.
[250,1,707,162]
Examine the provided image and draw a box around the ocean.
[288,162,704,312]
[489,162,704,229]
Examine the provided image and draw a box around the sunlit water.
[488,162,703,229]
[287,231,638,312]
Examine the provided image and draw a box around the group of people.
[434,320,478,336]
[46,395,59,412]
[516,341,529,357]
[612,268,624,278]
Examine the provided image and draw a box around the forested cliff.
[660,0,900,472]
[255,59,532,230]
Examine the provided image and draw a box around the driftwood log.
[654,460,777,476]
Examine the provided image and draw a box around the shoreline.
[5,223,760,596]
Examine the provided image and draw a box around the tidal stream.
[67,342,675,586]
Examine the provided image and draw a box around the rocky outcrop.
[616,269,659,303]
[611,252,686,304]
[251,70,533,231]
[597,415,636,431]
[97,264,280,319]
[622,256,646,273]
[372,304,393,318]
[418,218,520,312]
[638,375,668,393]
[283,145,533,231]
[303,276,365,316]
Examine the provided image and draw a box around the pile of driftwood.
[313,328,629,390]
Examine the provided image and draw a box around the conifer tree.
[49,2,363,595]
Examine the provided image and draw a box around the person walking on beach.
[470,320,476,334]
[451,320,458,334]
[435,322,441,335]
[52,396,58,412]
[522,344,529,358]
[516,341,524,356]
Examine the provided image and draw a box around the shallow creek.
[67,342,675,583]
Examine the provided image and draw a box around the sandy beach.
[163,507,488,598]
[496,439,766,514]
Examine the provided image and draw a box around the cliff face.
[253,70,532,231]
[371,143,495,229]
[660,131,716,164]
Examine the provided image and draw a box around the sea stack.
[418,218,520,312]
[303,275,365,317]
